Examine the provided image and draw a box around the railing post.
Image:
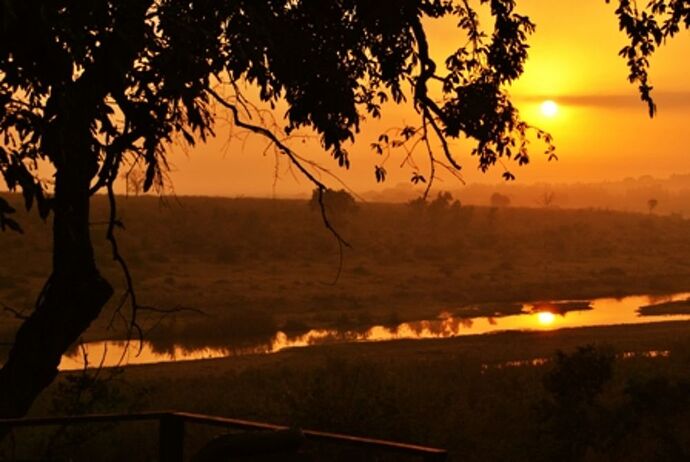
[159,413,185,462]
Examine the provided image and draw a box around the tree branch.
[206,87,351,252]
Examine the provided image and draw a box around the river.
[57,291,690,371]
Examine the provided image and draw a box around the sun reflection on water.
[57,292,690,371]
[536,311,556,326]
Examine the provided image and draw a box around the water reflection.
[58,292,690,371]
[536,311,556,326]
[481,350,670,372]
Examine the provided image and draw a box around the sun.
[536,311,556,326]
[540,100,559,118]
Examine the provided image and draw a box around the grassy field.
[2,320,688,461]
[3,194,690,460]
[2,193,690,348]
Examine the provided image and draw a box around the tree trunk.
[0,0,151,425]
[0,107,113,420]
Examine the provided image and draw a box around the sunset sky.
[162,0,690,198]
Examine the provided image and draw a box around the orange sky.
[156,0,690,198]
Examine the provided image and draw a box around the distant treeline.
[2,192,690,350]
[362,174,690,215]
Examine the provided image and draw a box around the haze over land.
[362,174,690,216]
[1,1,690,460]
[3,193,690,355]
[151,0,690,199]
[5,193,690,461]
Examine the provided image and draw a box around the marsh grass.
[3,194,690,350]
[3,195,690,459]
[1,322,685,461]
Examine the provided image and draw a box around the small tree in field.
[540,191,556,208]
[648,198,659,214]
[490,192,511,208]
[0,0,687,420]
[309,188,358,216]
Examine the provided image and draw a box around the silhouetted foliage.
[490,192,511,208]
[606,0,690,116]
[0,0,687,422]
[647,197,659,213]
[429,191,454,211]
[543,345,614,405]
[539,191,556,208]
[0,197,20,232]
[43,367,149,459]
[535,344,690,461]
[309,189,358,215]
[536,346,615,461]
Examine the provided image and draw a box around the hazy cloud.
[518,92,690,109]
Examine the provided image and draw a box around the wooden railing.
[0,411,449,461]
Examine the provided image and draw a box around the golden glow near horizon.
[540,100,559,118]
[154,1,690,197]
[536,311,556,326]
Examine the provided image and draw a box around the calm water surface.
[59,292,690,371]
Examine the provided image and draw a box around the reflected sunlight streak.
[536,311,556,326]
[56,292,690,371]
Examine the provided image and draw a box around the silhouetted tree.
[537,345,615,461]
[121,168,145,197]
[490,192,511,208]
[537,346,690,461]
[539,191,556,208]
[429,191,454,211]
[309,188,358,215]
[0,0,687,420]
[648,198,658,214]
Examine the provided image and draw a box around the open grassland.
[2,194,690,348]
[5,321,690,461]
[3,193,690,460]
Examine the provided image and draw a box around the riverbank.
[19,319,690,461]
[4,195,690,459]
[54,292,690,371]
[2,195,690,349]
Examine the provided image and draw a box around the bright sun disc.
[540,100,558,117]
[537,311,556,326]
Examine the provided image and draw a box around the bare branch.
[2,304,29,321]
[421,116,436,200]
[105,181,144,351]
[206,86,352,253]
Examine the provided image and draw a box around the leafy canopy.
[1,0,688,229]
